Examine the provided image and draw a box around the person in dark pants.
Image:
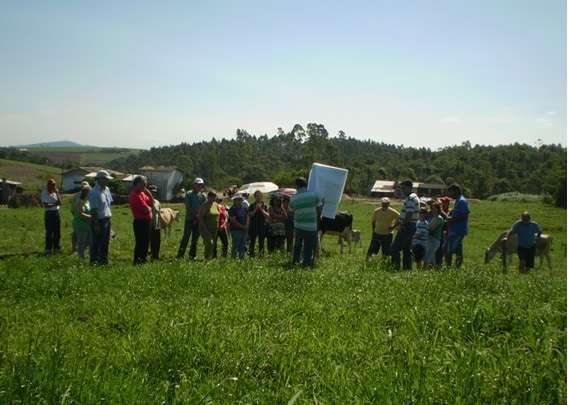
[290,177,322,267]
[366,197,399,261]
[89,170,114,265]
[177,177,206,259]
[213,197,229,258]
[282,195,294,253]
[506,211,542,273]
[248,190,269,257]
[41,179,62,254]
[150,197,161,260]
[128,176,153,265]
[390,180,420,270]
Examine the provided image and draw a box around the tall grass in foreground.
[0,200,565,402]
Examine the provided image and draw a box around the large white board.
[308,163,348,219]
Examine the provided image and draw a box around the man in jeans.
[366,197,399,261]
[177,177,206,259]
[445,183,470,268]
[290,177,322,267]
[89,170,114,265]
[390,180,420,270]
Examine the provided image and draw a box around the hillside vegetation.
[109,124,566,200]
[0,159,61,191]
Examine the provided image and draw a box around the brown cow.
[484,231,553,269]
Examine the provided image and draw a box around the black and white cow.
[319,211,356,254]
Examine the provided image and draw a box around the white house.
[370,180,446,198]
[62,167,124,192]
[140,166,184,201]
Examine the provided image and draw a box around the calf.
[159,208,180,237]
[319,211,354,254]
[484,231,553,269]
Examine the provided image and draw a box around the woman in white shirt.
[41,179,62,254]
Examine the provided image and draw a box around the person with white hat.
[366,197,400,261]
[89,170,114,265]
[70,180,91,253]
[177,177,206,259]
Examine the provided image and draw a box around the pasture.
[0,199,565,403]
[0,159,62,191]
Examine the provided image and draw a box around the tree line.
[107,124,565,204]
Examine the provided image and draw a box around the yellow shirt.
[373,207,400,235]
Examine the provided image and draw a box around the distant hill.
[17,140,84,148]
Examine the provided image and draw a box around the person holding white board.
[290,177,322,267]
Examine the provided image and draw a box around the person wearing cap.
[506,211,541,273]
[366,197,399,261]
[72,183,92,259]
[445,183,470,268]
[229,194,249,259]
[290,176,322,267]
[177,177,206,259]
[41,178,62,254]
[128,176,154,265]
[390,179,420,270]
[89,170,114,265]
[70,180,91,253]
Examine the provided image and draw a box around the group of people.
[366,180,470,270]
[176,177,299,262]
[39,172,545,272]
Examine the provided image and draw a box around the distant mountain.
[16,140,85,148]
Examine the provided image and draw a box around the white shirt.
[399,193,420,223]
[41,190,60,211]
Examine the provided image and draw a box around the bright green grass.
[0,200,565,403]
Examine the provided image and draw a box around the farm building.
[0,179,22,204]
[61,167,123,192]
[140,166,184,201]
[370,180,447,198]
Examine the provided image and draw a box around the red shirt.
[129,190,152,220]
[218,204,228,229]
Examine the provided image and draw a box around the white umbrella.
[238,181,279,195]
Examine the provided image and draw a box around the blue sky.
[0,0,565,149]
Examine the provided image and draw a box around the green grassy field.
[0,199,565,403]
[0,159,62,191]
[25,146,141,167]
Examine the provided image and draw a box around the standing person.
[198,191,220,261]
[248,190,269,257]
[89,170,114,265]
[506,211,542,273]
[241,193,250,209]
[366,197,399,261]
[150,197,161,261]
[214,197,229,258]
[267,194,288,252]
[282,195,294,253]
[72,183,92,259]
[229,195,249,259]
[69,181,90,253]
[435,197,451,266]
[390,180,420,270]
[290,177,322,267]
[445,184,470,268]
[425,201,444,268]
[41,179,62,254]
[411,207,430,269]
[177,178,206,259]
[128,176,153,265]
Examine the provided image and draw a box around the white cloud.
[439,116,461,124]
[535,117,553,127]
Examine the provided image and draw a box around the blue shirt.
[89,184,113,218]
[185,190,207,218]
[229,205,248,229]
[511,221,541,248]
[448,195,469,236]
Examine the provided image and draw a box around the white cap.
[194,177,205,185]
[381,197,390,203]
[231,194,244,200]
[95,170,113,180]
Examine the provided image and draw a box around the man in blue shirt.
[89,170,114,265]
[177,177,206,259]
[507,211,542,273]
[445,183,470,268]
